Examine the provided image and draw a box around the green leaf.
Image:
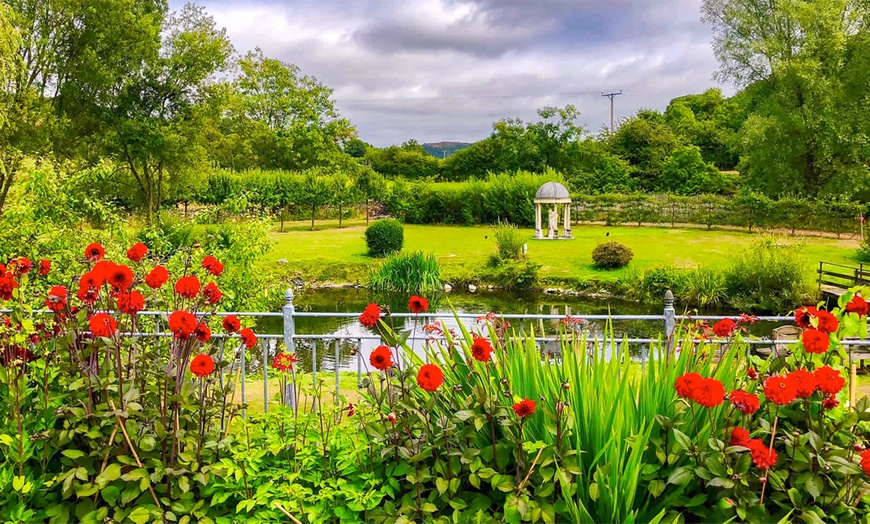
[127,507,152,524]
[648,479,666,498]
[707,477,734,489]
[589,482,599,501]
[672,429,692,451]
[12,476,25,491]
[667,466,693,486]
[805,475,823,500]
[421,503,437,513]
[435,477,448,495]
[62,450,86,460]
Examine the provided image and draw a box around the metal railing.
[12,289,866,416]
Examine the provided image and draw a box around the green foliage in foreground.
[368,251,442,294]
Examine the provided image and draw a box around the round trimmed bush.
[592,241,633,269]
[365,218,404,257]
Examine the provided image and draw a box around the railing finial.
[285,288,294,305]
[664,289,674,307]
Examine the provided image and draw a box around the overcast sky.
[175,0,730,146]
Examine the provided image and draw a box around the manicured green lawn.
[262,219,860,285]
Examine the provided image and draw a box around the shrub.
[365,218,404,256]
[723,237,812,311]
[368,251,441,293]
[489,223,525,265]
[592,241,634,269]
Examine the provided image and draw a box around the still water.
[251,288,788,375]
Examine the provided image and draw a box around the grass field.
[262,219,860,286]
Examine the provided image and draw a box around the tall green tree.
[102,3,233,224]
[0,0,165,213]
[608,110,680,191]
[702,0,870,196]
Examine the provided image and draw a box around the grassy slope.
[262,219,860,286]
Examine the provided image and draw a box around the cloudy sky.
[175,0,730,146]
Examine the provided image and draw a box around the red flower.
[117,291,144,315]
[471,336,493,363]
[794,306,818,329]
[201,255,224,277]
[513,398,536,417]
[747,439,777,469]
[240,328,257,348]
[46,286,69,312]
[175,276,200,299]
[126,242,148,263]
[190,354,215,377]
[846,295,870,317]
[416,363,443,391]
[730,427,750,447]
[713,318,736,337]
[860,450,870,476]
[222,315,240,334]
[89,313,117,338]
[729,390,760,415]
[387,413,397,423]
[408,296,429,314]
[9,257,33,275]
[747,367,758,380]
[168,311,197,339]
[79,270,105,291]
[347,403,355,417]
[203,282,223,304]
[84,243,105,262]
[106,263,134,292]
[802,329,830,354]
[272,352,298,372]
[675,372,703,399]
[38,259,50,276]
[0,275,17,301]
[694,378,726,408]
[193,323,211,343]
[787,369,816,398]
[815,310,839,334]
[76,286,99,305]
[370,345,393,371]
[814,366,845,395]
[145,266,169,289]
[764,375,797,405]
[822,395,839,410]
[359,303,381,328]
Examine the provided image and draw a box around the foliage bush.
[365,218,404,257]
[723,238,812,311]
[591,242,634,269]
[368,251,441,294]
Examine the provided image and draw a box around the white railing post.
[282,289,296,410]
[664,290,676,355]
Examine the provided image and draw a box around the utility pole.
[601,90,623,133]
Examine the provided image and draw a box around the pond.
[251,288,790,375]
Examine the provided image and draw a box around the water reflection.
[252,289,792,374]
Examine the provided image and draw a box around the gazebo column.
[563,203,572,238]
[534,203,542,239]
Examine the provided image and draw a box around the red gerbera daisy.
[802,329,830,354]
[0,275,17,301]
[222,315,240,334]
[814,366,845,395]
[45,286,68,312]
[675,372,703,399]
[794,306,818,329]
[126,242,148,263]
[145,266,169,289]
[694,378,726,408]
[190,354,215,377]
[359,303,381,328]
[416,363,443,391]
[370,345,393,371]
[512,398,536,417]
[747,439,777,469]
[201,255,224,277]
[89,313,117,338]
[713,318,736,337]
[729,390,760,415]
[117,291,145,316]
[730,427,750,447]
[203,282,222,304]
[272,352,298,372]
[84,243,105,262]
[814,310,839,334]
[240,328,257,348]
[193,323,211,343]
[846,295,870,317]
[38,259,50,276]
[168,310,197,340]
[471,336,493,363]
[408,296,429,314]
[106,263,134,292]
[787,369,816,398]
[860,450,870,476]
[764,375,797,405]
[175,276,200,299]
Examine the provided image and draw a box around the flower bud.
[855,443,866,452]
[387,413,396,423]
[759,477,767,484]
[562,382,570,390]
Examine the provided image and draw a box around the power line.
[337,89,606,103]
[601,90,623,133]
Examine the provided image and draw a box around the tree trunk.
[280,206,285,233]
[311,204,316,231]
[366,198,370,225]
[339,203,343,228]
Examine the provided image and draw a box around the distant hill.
[422,141,473,158]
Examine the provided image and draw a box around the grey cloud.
[176,0,728,145]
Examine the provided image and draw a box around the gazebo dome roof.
[534,182,571,203]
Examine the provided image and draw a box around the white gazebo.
[534,182,572,239]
